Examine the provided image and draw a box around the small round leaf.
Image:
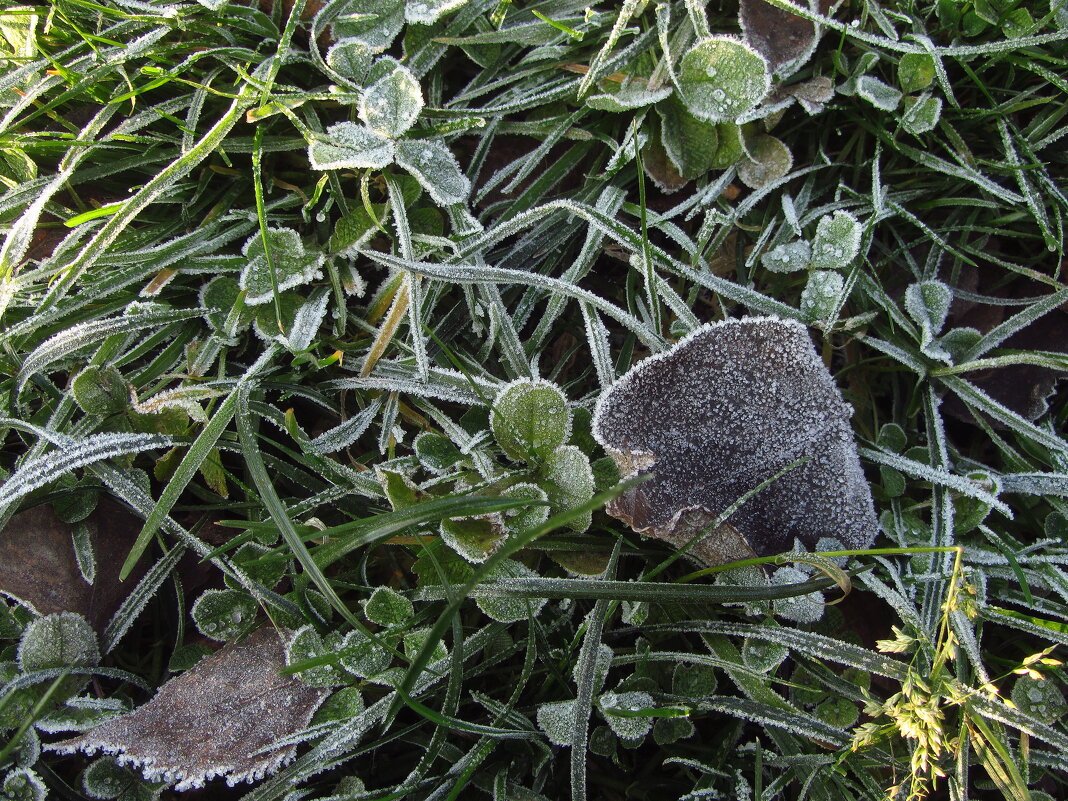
[491,379,572,463]
[71,366,129,417]
[17,611,99,674]
[677,37,771,123]
[363,586,414,627]
[190,589,257,642]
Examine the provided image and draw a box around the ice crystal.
[536,699,576,746]
[393,138,471,206]
[359,63,422,138]
[49,627,328,792]
[592,317,877,566]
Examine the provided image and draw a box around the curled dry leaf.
[49,627,328,791]
[592,317,877,566]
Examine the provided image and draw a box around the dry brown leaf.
[50,627,328,791]
[0,502,148,632]
[592,317,877,566]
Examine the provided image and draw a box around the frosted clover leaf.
[904,280,953,359]
[536,699,576,746]
[737,134,792,190]
[761,240,811,273]
[676,37,771,123]
[308,122,394,171]
[239,228,325,306]
[363,586,413,626]
[359,63,423,138]
[490,378,572,463]
[539,445,595,534]
[393,139,470,206]
[18,611,100,674]
[49,627,328,792]
[405,0,467,26]
[811,211,862,271]
[856,75,902,112]
[475,559,548,624]
[191,589,257,642]
[592,317,877,566]
[901,94,943,136]
[771,566,824,623]
[598,690,655,741]
[800,270,845,323]
[1011,676,1067,724]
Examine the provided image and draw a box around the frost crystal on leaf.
[17,611,100,673]
[48,627,328,792]
[770,566,824,623]
[363,586,414,626]
[239,228,325,306]
[191,589,258,642]
[490,378,572,463]
[586,83,673,113]
[676,37,771,123]
[405,0,467,25]
[476,559,547,623]
[326,38,372,85]
[359,64,423,138]
[539,445,595,533]
[761,239,811,273]
[737,134,792,190]
[901,94,943,136]
[810,211,862,271]
[592,317,877,566]
[393,138,471,206]
[331,0,404,53]
[856,75,902,112]
[536,699,576,746]
[308,122,395,172]
[598,690,655,740]
[800,270,845,323]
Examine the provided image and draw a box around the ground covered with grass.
[1,1,1067,799]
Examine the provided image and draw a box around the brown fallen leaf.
[592,317,877,566]
[0,502,148,633]
[739,0,833,78]
[49,627,328,791]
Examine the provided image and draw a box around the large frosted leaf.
[656,95,721,180]
[308,122,394,172]
[592,317,877,566]
[239,228,325,306]
[490,378,571,463]
[359,64,423,138]
[676,37,771,123]
[49,627,328,791]
[394,138,470,206]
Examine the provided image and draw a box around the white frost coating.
[770,566,824,623]
[761,239,810,273]
[737,134,793,190]
[359,64,423,138]
[476,559,548,623]
[239,227,326,306]
[132,386,228,423]
[47,628,327,792]
[308,122,395,171]
[586,84,673,112]
[393,138,471,206]
[810,211,862,271]
[592,317,877,566]
[0,433,170,515]
[17,611,100,673]
[676,36,771,123]
[799,269,845,322]
[598,690,655,740]
[306,397,383,455]
[405,0,468,26]
[536,699,577,746]
[279,291,331,353]
[856,75,902,112]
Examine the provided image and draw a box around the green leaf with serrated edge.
[761,239,810,273]
[308,122,394,171]
[898,52,935,93]
[413,431,462,473]
[440,515,506,563]
[737,133,792,189]
[363,587,413,626]
[360,64,423,138]
[676,37,771,123]
[491,379,572,463]
[239,228,325,306]
[800,269,844,322]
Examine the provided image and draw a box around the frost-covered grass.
[1,1,1067,800]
